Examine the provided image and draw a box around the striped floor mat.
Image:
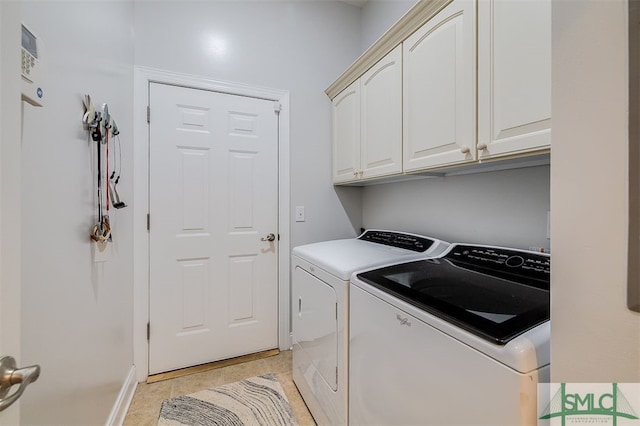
[158,374,299,426]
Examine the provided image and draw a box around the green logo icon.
[539,383,639,425]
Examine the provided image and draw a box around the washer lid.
[356,244,550,345]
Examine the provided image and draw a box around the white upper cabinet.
[332,46,402,183]
[403,0,476,172]
[477,0,551,159]
[327,0,551,184]
[361,45,403,179]
[332,80,361,183]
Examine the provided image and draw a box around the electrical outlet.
[295,206,305,222]
[529,246,548,253]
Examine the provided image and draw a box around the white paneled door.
[148,83,279,375]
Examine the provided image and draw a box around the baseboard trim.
[147,348,280,384]
[105,365,138,426]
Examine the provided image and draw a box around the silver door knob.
[0,356,40,411]
[261,233,276,242]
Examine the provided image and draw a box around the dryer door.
[292,266,338,391]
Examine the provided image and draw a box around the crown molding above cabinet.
[325,0,452,100]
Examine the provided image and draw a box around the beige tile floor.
[123,350,316,426]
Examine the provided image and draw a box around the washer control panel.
[447,245,550,287]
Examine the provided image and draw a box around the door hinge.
[147,322,150,341]
[146,105,150,123]
[274,101,282,113]
[278,233,280,241]
[147,213,150,231]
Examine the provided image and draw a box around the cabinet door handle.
[477,143,488,151]
[460,146,471,154]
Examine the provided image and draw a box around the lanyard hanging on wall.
[103,104,111,241]
[102,102,126,210]
[109,123,126,209]
[83,95,125,244]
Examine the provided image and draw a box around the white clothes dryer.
[291,230,449,426]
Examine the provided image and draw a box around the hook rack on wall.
[82,94,127,245]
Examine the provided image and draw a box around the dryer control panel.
[358,230,435,252]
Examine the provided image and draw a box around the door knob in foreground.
[261,233,276,242]
[0,356,40,411]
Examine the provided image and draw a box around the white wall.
[360,0,418,50]
[20,1,135,424]
[363,166,550,249]
[0,1,24,423]
[134,0,364,247]
[551,0,640,381]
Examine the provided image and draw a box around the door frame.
[133,67,291,382]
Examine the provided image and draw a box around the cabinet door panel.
[478,0,551,158]
[403,0,476,172]
[333,81,361,183]
[361,45,403,179]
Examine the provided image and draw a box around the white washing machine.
[349,243,551,426]
[291,230,449,426]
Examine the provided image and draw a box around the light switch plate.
[295,206,305,222]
